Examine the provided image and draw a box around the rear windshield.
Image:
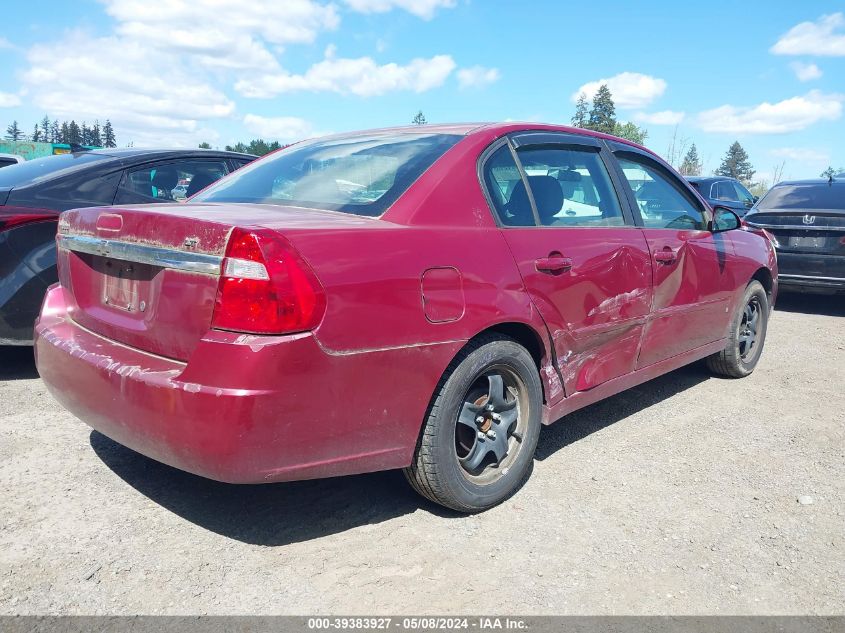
[0,153,111,187]
[192,133,462,216]
[757,183,845,211]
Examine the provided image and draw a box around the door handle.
[654,247,677,264]
[535,255,573,274]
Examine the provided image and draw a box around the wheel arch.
[462,320,559,405]
[751,267,774,305]
[476,322,546,369]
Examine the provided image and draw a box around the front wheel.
[404,335,542,513]
[707,280,769,378]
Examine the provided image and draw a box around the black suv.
[686,176,757,217]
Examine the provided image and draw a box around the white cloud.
[771,13,845,56]
[0,37,14,50]
[456,65,500,89]
[770,147,829,163]
[13,0,480,144]
[22,34,235,146]
[243,114,320,141]
[572,72,667,109]
[633,110,685,126]
[342,0,455,19]
[789,61,823,81]
[235,54,456,98]
[697,91,843,134]
[0,92,21,107]
[100,0,342,78]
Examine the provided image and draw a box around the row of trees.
[5,117,117,147]
[198,139,284,156]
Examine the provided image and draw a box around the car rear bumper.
[35,284,461,483]
[776,252,845,292]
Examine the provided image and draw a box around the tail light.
[0,207,59,233]
[211,227,326,335]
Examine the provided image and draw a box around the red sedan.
[34,123,777,512]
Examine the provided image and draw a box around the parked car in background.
[34,123,777,512]
[687,176,757,217]
[171,184,189,200]
[745,177,845,293]
[0,148,255,345]
[0,153,25,169]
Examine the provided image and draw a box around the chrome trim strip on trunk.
[57,234,223,275]
[746,222,845,232]
[779,274,845,282]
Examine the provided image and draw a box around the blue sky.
[1,1,843,183]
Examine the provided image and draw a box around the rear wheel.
[707,280,769,378]
[404,335,542,513]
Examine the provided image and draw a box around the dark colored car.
[35,123,777,512]
[745,178,845,293]
[687,176,757,217]
[0,149,255,345]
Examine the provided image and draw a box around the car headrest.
[151,167,179,192]
[504,179,534,226]
[557,169,582,182]
[527,175,563,223]
[186,172,218,198]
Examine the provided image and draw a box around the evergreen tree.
[91,120,102,146]
[60,121,70,144]
[819,166,844,179]
[571,93,589,128]
[80,122,90,145]
[41,115,51,143]
[68,120,81,144]
[587,84,616,135]
[412,110,427,125]
[225,142,250,153]
[680,143,703,176]
[612,121,648,144]
[102,120,116,148]
[31,124,41,142]
[198,142,212,149]
[50,120,60,143]
[716,141,755,183]
[5,120,22,141]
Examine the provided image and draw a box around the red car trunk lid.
[57,204,259,361]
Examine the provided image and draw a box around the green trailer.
[0,140,102,160]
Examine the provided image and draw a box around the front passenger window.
[617,157,706,230]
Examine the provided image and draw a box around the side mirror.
[752,195,759,203]
[712,206,741,232]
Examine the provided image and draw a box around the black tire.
[706,280,769,378]
[404,334,542,513]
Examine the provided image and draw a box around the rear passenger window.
[617,156,707,230]
[516,147,624,227]
[116,160,229,204]
[715,181,739,201]
[482,145,534,226]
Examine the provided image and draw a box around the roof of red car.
[318,122,648,153]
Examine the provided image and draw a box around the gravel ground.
[0,293,843,615]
